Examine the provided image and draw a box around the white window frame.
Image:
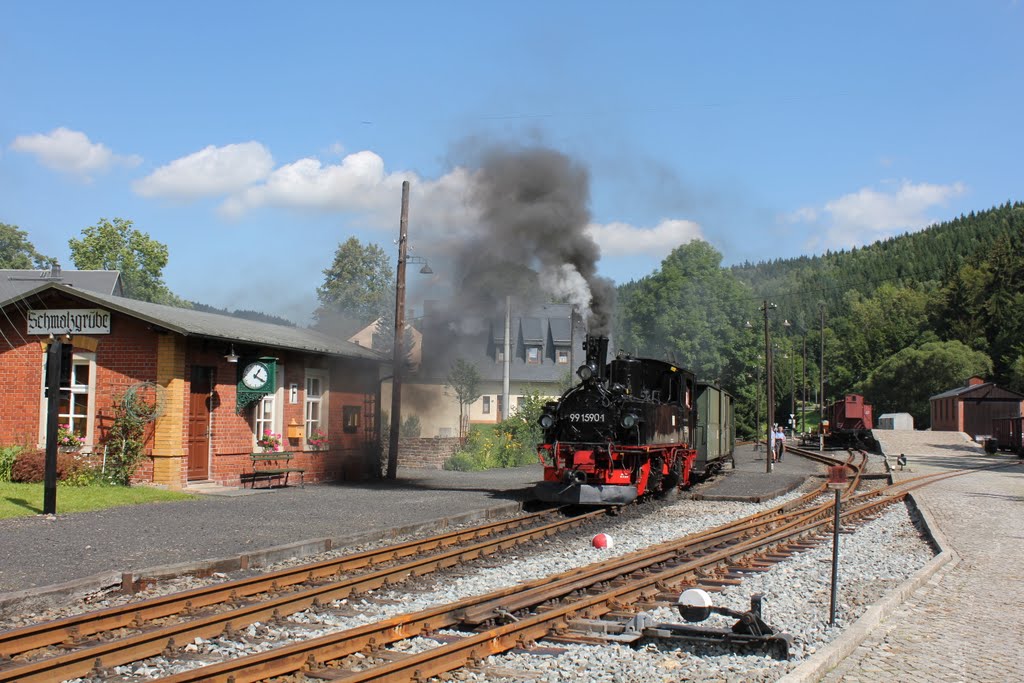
[38,350,96,451]
[304,369,329,446]
[482,395,491,415]
[252,365,285,450]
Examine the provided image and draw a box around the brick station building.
[0,277,387,489]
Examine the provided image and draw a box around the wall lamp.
[225,344,240,363]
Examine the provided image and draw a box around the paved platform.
[690,441,819,502]
[0,465,543,612]
[786,430,1024,682]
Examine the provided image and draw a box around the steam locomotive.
[534,336,734,506]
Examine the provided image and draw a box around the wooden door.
[187,366,213,481]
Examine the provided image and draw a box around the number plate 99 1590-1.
[568,413,605,423]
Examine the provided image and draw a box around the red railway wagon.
[827,394,874,430]
[824,394,877,449]
[992,416,1024,455]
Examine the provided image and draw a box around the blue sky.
[2,1,1021,323]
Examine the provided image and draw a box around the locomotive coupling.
[565,469,588,484]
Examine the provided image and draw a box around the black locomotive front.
[535,336,697,505]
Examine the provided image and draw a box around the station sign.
[27,309,112,335]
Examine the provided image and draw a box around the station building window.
[305,369,328,442]
[39,350,97,449]
[482,395,491,414]
[252,366,284,449]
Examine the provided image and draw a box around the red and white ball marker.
[591,533,614,549]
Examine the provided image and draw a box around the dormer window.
[496,348,505,363]
[556,349,569,364]
[527,346,541,364]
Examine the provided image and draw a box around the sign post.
[43,339,65,515]
[827,465,847,626]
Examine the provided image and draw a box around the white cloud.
[586,219,704,258]
[792,179,967,251]
[10,127,141,179]
[218,150,478,231]
[134,142,274,199]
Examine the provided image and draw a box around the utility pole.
[386,181,410,480]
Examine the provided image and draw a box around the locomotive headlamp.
[620,413,638,428]
[577,363,596,381]
[539,413,556,429]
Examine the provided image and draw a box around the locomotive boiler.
[534,336,733,506]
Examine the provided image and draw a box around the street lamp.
[760,301,777,473]
[783,319,795,438]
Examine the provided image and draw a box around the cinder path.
[810,431,1024,683]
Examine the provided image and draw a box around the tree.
[68,218,186,305]
[315,237,394,332]
[0,222,55,269]
[857,341,992,427]
[446,358,483,441]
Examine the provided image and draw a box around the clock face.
[241,361,270,390]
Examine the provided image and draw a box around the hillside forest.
[616,201,1024,436]
[3,202,1023,438]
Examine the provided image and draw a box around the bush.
[400,415,422,438]
[442,451,487,471]
[0,445,20,483]
[11,450,81,483]
[445,390,547,471]
[103,392,153,486]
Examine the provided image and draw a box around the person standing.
[774,426,785,462]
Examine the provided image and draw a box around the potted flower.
[57,424,84,452]
[307,428,328,451]
[256,429,282,452]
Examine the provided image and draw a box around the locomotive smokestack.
[584,335,609,382]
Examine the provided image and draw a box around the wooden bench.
[245,452,305,488]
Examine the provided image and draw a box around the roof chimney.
[49,262,62,279]
[967,376,985,386]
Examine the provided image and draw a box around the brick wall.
[397,437,462,469]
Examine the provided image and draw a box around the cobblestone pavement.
[815,431,1024,682]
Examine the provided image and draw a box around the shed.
[929,377,1024,438]
[877,413,914,430]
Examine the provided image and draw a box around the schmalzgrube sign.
[27,309,111,335]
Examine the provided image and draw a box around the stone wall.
[398,437,462,469]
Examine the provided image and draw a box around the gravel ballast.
[51,463,934,682]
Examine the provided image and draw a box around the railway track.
[141,463,1003,683]
[3,451,999,682]
[0,506,606,682]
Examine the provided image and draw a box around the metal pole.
[755,364,761,451]
[763,300,774,473]
[386,181,410,480]
[802,336,807,435]
[790,349,795,438]
[502,295,511,420]
[829,486,841,625]
[819,306,826,452]
[43,339,63,514]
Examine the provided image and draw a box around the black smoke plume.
[449,145,615,334]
